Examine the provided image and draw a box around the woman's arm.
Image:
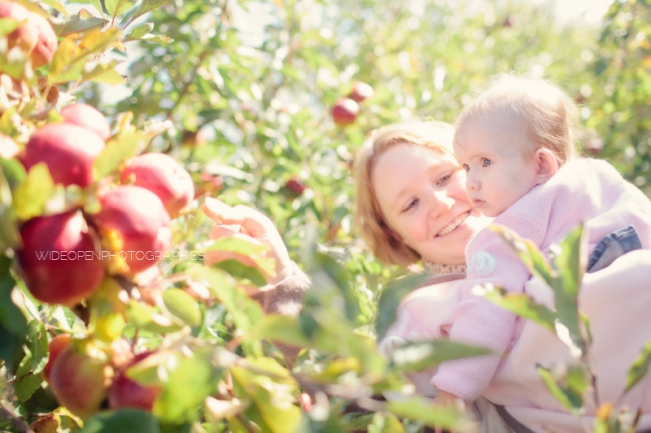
[202,198,311,366]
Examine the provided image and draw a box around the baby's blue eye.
[482,159,492,167]
[463,164,470,172]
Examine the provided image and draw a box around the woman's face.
[371,144,490,265]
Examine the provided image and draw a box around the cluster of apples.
[43,334,162,418]
[330,81,374,126]
[0,0,57,70]
[15,103,194,307]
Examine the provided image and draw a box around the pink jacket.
[382,250,651,432]
[431,157,651,401]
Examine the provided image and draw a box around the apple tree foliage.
[1,0,651,432]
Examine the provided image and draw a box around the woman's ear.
[534,148,559,183]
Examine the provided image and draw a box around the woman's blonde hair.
[455,74,578,166]
[354,120,455,265]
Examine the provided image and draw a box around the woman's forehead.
[379,142,452,162]
[372,144,456,193]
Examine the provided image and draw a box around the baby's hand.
[431,390,465,433]
[433,390,464,408]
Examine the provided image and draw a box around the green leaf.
[186,265,263,334]
[154,350,219,423]
[294,292,386,374]
[0,163,20,250]
[162,288,202,328]
[0,254,26,333]
[316,252,359,322]
[104,0,136,17]
[127,300,184,334]
[536,364,586,413]
[38,0,70,17]
[205,236,276,278]
[0,321,25,370]
[550,225,588,356]
[230,361,301,433]
[552,224,587,300]
[48,36,88,84]
[1,156,26,189]
[484,287,556,332]
[28,320,48,374]
[387,398,464,430]
[80,409,160,433]
[0,255,27,370]
[122,0,174,26]
[92,130,144,181]
[52,12,106,37]
[124,22,154,42]
[139,34,173,44]
[389,340,493,373]
[625,339,651,392]
[125,351,172,387]
[255,315,309,350]
[49,27,122,84]
[490,224,554,286]
[213,259,267,287]
[368,412,405,433]
[12,163,54,220]
[375,273,429,340]
[14,372,42,401]
[88,278,127,342]
[0,18,23,38]
[90,0,107,16]
[311,357,362,381]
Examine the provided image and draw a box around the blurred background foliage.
[1,0,650,431]
[79,0,651,321]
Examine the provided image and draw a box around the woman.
[202,120,651,432]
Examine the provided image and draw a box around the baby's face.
[452,110,541,217]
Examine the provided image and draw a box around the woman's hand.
[201,197,294,286]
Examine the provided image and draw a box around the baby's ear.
[535,148,558,183]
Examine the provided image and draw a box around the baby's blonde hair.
[455,74,578,165]
[354,120,455,265]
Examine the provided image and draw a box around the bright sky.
[535,0,614,23]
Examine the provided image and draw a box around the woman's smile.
[436,211,470,237]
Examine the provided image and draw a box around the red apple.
[285,176,306,196]
[48,345,109,418]
[502,15,514,27]
[43,333,71,383]
[108,352,162,411]
[26,11,57,68]
[0,2,57,68]
[586,138,605,155]
[331,98,359,126]
[16,212,105,306]
[91,186,171,274]
[194,172,223,199]
[29,414,58,433]
[60,103,111,142]
[120,153,194,219]
[347,82,374,103]
[21,123,105,187]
